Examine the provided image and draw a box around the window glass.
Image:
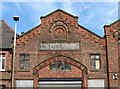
[20,55,24,61]
[19,54,30,70]
[90,59,95,69]
[20,54,29,61]
[50,61,71,71]
[95,60,100,69]
[0,54,5,71]
[2,59,5,69]
[90,54,100,70]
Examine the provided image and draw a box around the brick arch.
[33,55,88,76]
[50,21,70,33]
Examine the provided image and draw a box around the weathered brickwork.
[0,51,12,87]
[1,10,120,88]
[15,10,108,88]
[104,20,120,88]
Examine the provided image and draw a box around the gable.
[16,9,104,46]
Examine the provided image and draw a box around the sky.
[1,0,120,37]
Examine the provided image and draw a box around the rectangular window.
[90,54,100,70]
[0,54,5,71]
[19,54,30,70]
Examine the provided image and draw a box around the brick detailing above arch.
[50,21,70,33]
[33,55,88,77]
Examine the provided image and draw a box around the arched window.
[50,61,71,71]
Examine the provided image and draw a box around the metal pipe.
[104,29,110,89]
[11,21,17,89]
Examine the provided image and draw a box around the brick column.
[34,77,38,89]
[82,71,88,89]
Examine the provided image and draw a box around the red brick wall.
[0,80,10,87]
[104,20,120,88]
[0,51,12,87]
[15,10,107,87]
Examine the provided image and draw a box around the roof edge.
[78,24,103,39]
[18,24,41,39]
[40,9,78,19]
[1,20,15,33]
[104,19,120,27]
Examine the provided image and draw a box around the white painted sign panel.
[40,42,80,50]
[88,79,104,88]
[16,80,33,88]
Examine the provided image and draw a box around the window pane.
[50,62,71,71]
[90,55,94,59]
[90,59,95,69]
[2,55,5,58]
[95,60,100,69]
[50,63,58,71]
[118,39,120,43]
[95,55,100,60]
[0,59,1,69]
[20,61,30,70]
[90,54,100,70]
[58,62,63,70]
[20,54,29,61]
[25,55,29,60]
[0,54,5,70]
[2,59,5,69]
[20,55,25,60]
[64,63,71,70]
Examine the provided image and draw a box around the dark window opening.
[50,61,71,71]
[19,54,30,70]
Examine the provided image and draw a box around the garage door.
[39,79,82,89]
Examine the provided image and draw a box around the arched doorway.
[33,55,88,89]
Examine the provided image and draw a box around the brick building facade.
[0,20,14,88]
[0,9,120,88]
